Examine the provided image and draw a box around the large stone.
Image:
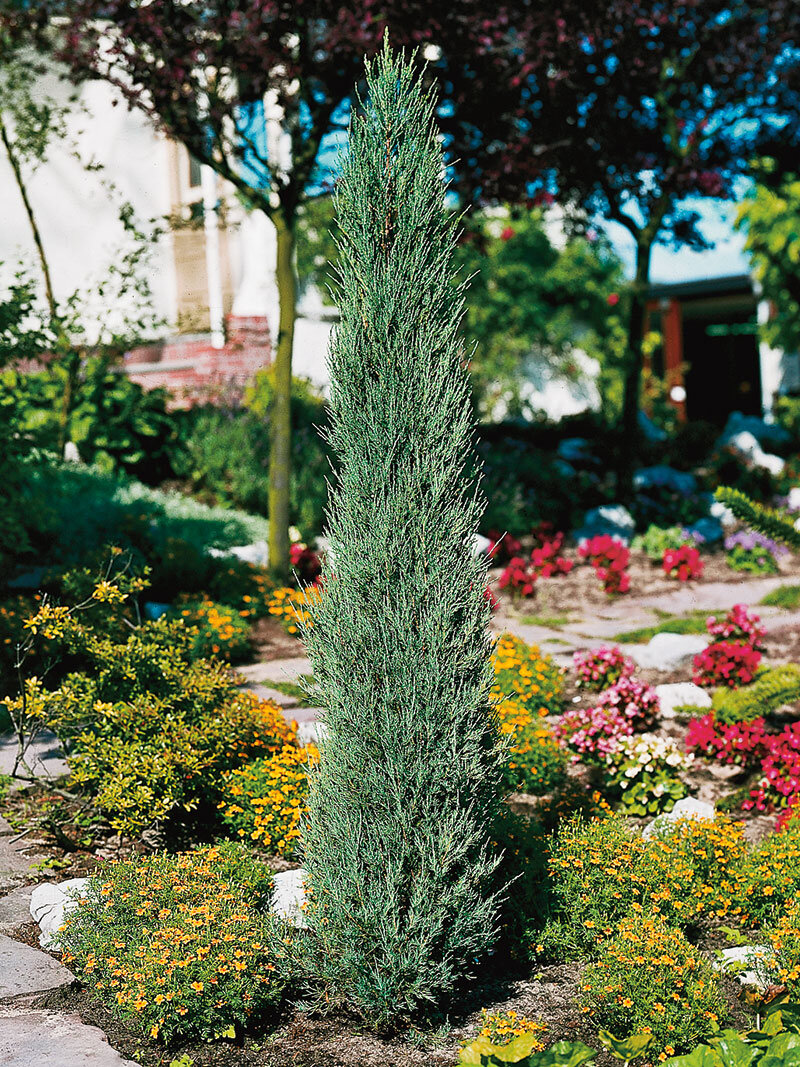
[0,933,74,996]
[714,945,775,991]
[687,516,724,545]
[0,1008,138,1066]
[0,886,33,933]
[625,632,707,672]
[271,868,307,928]
[0,730,70,780]
[207,539,269,566]
[30,879,89,950]
[644,797,716,839]
[655,682,713,720]
[573,504,635,545]
[725,431,784,476]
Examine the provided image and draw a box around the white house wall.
[0,57,177,335]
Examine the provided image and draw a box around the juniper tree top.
[301,42,504,1020]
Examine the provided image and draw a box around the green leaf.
[662,1046,724,1067]
[598,1030,654,1060]
[531,1040,597,1066]
[709,1032,759,1067]
[459,1036,495,1065]
[761,1032,800,1066]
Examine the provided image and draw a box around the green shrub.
[178,374,332,538]
[10,356,178,484]
[458,1036,596,1067]
[65,691,297,835]
[632,524,693,564]
[580,913,726,1058]
[58,843,286,1042]
[14,462,269,568]
[712,664,800,725]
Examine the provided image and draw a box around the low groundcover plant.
[58,843,287,1043]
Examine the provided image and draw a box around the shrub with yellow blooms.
[219,743,319,857]
[477,1009,547,1049]
[580,912,725,1058]
[176,597,252,662]
[491,634,567,794]
[58,843,286,1043]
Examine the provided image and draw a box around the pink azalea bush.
[662,544,703,582]
[578,535,630,595]
[573,646,634,692]
[592,675,660,732]
[685,713,769,768]
[555,704,633,763]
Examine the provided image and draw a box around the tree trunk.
[268,214,297,581]
[617,237,654,500]
[0,115,58,320]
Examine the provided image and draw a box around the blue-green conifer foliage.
[301,44,505,1020]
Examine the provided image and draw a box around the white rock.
[625,632,708,672]
[726,431,785,475]
[271,868,307,928]
[296,720,327,747]
[473,534,492,556]
[654,682,712,720]
[710,500,737,527]
[573,504,635,545]
[644,796,716,839]
[30,879,89,950]
[62,441,81,463]
[715,945,775,991]
[788,487,800,513]
[207,540,270,566]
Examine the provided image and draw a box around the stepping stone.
[0,1008,138,1066]
[0,933,73,997]
[238,656,312,685]
[655,682,712,719]
[624,632,707,672]
[0,730,70,780]
[0,832,47,893]
[0,886,33,934]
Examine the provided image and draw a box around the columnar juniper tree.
[301,44,504,1020]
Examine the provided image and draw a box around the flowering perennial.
[578,535,630,595]
[685,713,769,768]
[706,604,766,650]
[556,704,634,763]
[58,844,285,1043]
[592,675,660,732]
[692,641,762,689]
[573,646,634,692]
[662,545,703,582]
[498,534,572,596]
[604,733,692,816]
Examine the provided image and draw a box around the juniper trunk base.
[301,44,505,1023]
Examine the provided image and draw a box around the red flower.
[500,225,515,241]
[606,292,620,306]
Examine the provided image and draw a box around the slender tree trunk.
[0,114,58,320]
[617,236,654,500]
[268,213,297,581]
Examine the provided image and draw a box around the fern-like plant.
[715,487,800,551]
[712,663,800,725]
[300,43,504,1021]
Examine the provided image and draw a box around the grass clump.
[760,584,800,610]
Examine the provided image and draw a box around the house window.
[188,153,203,189]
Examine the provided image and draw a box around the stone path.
[0,1008,138,1066]
[0,730,70,781]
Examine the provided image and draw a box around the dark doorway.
[683,309,761,426]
